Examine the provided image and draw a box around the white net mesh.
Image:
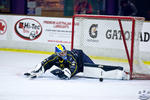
[132,19,150,79]
[72,15,150,79]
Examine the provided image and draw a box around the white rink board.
[0,16,9,40]
[140,22,150,52]
[0,15,72,52]
[0,15,150,61]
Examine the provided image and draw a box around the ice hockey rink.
[0,51,150,100]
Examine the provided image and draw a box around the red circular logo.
[15,18,42,40]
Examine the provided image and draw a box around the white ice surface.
[0,51,150,100]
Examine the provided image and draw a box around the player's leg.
[83,63,129,80]
[82,52,95,64]
[71,49,94,73]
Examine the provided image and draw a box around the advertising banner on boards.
[0,14,150,53]
[12,16,72,44]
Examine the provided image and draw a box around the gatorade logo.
[87,24,99,42]
[15,18,42,40]
[89,24,98,38]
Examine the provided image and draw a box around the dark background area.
[0,0,150,20]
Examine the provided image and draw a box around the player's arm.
[24,54,58,78]
[67,54,78,77]
[41,54,58,71]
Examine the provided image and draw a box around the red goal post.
[71,14,150,80]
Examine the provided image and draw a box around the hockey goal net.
[71,14,150,80]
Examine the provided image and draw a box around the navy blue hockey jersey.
[41,49,94,77]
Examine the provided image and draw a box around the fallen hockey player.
[24,44,128,80]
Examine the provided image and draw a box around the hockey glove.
[51,68,71,80]
[63,68,71,79]
[24,63,44,78]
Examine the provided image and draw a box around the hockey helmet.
[55,44,67,60]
